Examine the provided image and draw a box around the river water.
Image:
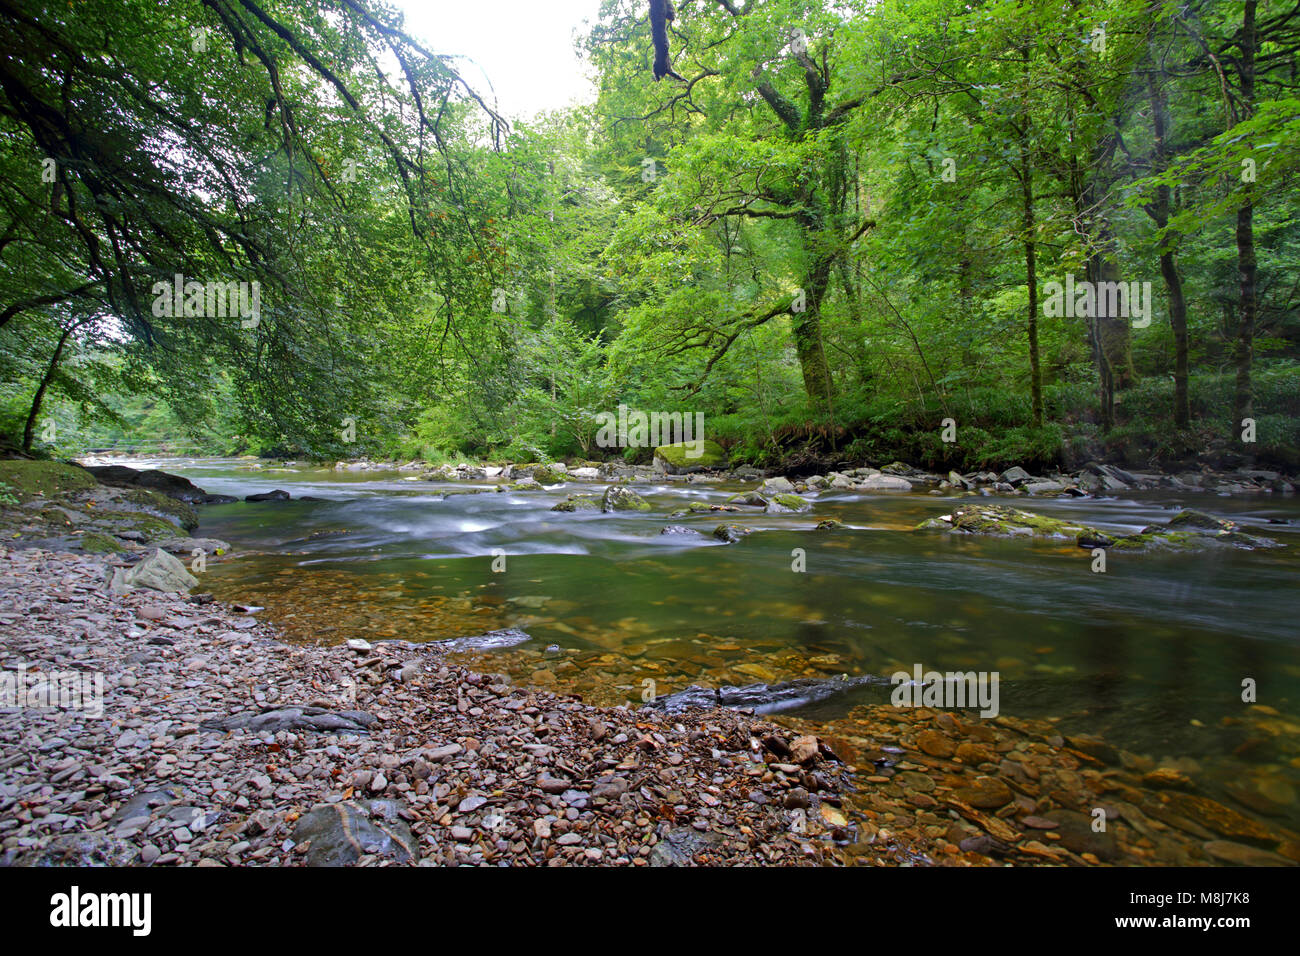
[116,457,1300,840]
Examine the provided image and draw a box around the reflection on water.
[127,458,1300,835]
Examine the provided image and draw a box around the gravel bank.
[0,546,855,866]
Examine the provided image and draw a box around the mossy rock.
[767,493,811,514]
[532,466,565,485]
[668,501,740,518]
[917,503,1280,552]
[654,440,727,474]
[121,489,199,532]
[713,523,752,543]
[915,504,1095,539]
[551,495,599,513]
[1115,509,1279,550]
[601,485,651,512]
[95,510,182,541]
[814,519,846,530]
[0,460,97,501]
[1166,509,1239,533]
[79,532,126,553]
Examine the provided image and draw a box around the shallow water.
[118,457,1300,834]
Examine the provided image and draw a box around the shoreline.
[73,452,1299,498]
[3,544,1298,867]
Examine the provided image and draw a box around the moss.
[1166,509,1238,533]
[0,461,97,501]
[602,485,651,512]
[918,503,1280,552]
[551,495,598,512]
[121,489,199,532]
[713,523,752,543]
[669,502,741,518]
[915,504,1095,539]
[93,510,180,541]
[654,440,727,470]
[80,532,125,553]
[532,466,564,485]
[814,519,845,530]
[770,493,812,512]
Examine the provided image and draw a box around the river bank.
[75,449,1300,498]
[1,545,863,866]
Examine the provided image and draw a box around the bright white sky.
[394,0,608,122]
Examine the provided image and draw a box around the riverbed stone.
[291,800,417,866]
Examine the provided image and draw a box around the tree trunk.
[1233,0,1258,437]
[1019,146,1043,427]
[792,254,835,414]
[1146,70,1190,428]
[22,323,75,453]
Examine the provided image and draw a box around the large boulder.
[79,463,232,504]
[653,440,728,474]
[108,548,199,594]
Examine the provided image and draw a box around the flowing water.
[113,457,1300,837]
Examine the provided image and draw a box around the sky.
[393,0,608,122]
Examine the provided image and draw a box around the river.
[107,457,1300,845]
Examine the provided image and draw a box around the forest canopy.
[2,0,1298,472]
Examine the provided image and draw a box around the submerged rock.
[245,489,290,502]
[712,523,752,543]
[437,627,532,651]
[647,674,879,715]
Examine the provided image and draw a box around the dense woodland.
[1,0,1297,473]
